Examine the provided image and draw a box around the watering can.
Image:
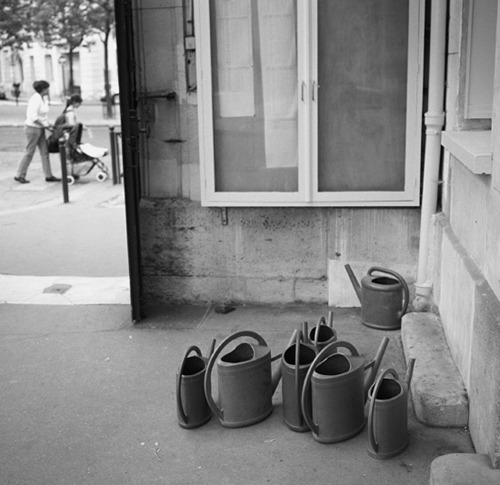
[301,337,389,443]
[307,312,337,351]
[345,264,409,330]
[204,330,282,428]
[176,339,216,429]
[281,328,317,432]
[367,358,416,459]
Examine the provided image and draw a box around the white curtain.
[215,0,255,117]
[258,0,298,168]
[215,0,298,168]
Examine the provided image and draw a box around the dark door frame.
[114,0,143,322]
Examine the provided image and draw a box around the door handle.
[312,81,319,101]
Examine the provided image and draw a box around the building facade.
[119,0,500,470]
[0,34,119,103]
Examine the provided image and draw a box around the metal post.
[109,126,118,184]
[116,132,122,184]
[59,139,69,203]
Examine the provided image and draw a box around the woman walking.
[14,80,61,184]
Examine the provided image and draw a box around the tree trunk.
[69,48,75,95]
[104,30,113,118]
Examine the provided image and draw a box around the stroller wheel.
[67,175,76,186]
[96,171,108,183]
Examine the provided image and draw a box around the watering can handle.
[300,352,318,435]
[207,338,216,358]
[301,322,309,344]
[314,339,360,360]
[301,340,360,434]
[313,316,327,348]
[327,310,334,328]
[367,368,400,454]
[294,330,305,429]
[367,267,410,317]
[176,345,203,426]
[204,330,268,421]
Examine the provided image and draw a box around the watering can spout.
[345,264,363,304]
[207,338,216,358]
[272,365,283,395]
[364,336,390,400]
[405,358,416,388]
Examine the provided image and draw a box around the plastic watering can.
[281,328,317,432]
[301,337,389,443]
[176,339,216,429]
[344,264,409,330]
[307,312,337,351]
[204,330,282,428]
[367,358,416,459]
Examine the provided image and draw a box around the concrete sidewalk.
[0,303,475,485]
[0,147,129,304]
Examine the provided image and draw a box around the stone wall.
[140,199,420,306]
[432,149,500,467]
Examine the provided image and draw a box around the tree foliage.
[34,0,90,49]
[87,0,114,41]
[1,0,116,104]
[0,0,33,49]
[28,0,116,98]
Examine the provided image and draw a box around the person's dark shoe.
[14,176,29,184]
[45,176,61,182]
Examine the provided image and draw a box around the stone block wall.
[432,155,500,467]
[140,200,420,306]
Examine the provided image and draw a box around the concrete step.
[401,312,469,427]
[431,454,500,484]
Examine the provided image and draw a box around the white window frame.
[195,0,425,207]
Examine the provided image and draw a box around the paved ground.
[0,99,128,304]
[0,100,478,484]
[0,303,475,485]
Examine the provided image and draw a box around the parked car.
[0,86,6,100]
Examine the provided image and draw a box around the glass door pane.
[210,0,299,192]
[317,0,409,192]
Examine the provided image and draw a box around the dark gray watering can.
[307,312,337,351]
[345,264,409,330]
[281,328,317,432]
[176,339,216,429]
[204,330,282,428]
[367,358,416,459]
[301,337,389,443]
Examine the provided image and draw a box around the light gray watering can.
[176,339,216,429]
[204,330,282,428]
[301,337,389,443]
[345,264,409,330]
[367,358,416,459]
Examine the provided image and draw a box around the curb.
[430,454,500,484]
[0,274,129,305]
[401,312,469,427]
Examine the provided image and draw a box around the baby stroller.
[65,123,110,185]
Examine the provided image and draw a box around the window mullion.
[309,0,318,203]
[298,0,312,202]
